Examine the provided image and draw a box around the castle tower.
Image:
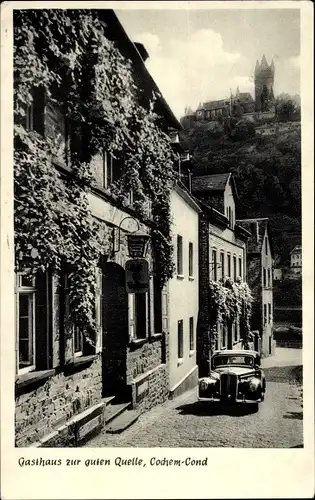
[254,55,275,112]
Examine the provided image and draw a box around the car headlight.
[248,378,261,392]
[200,380,208,391]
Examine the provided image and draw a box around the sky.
[116,8,300,119]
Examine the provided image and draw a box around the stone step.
[106,410,139,434]
[103,395,116,406]
[105,401,132,425]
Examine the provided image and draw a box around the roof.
[173,183,201,214]
[213,350,260,357]
[103,10,181,130]
[290,245,302,254]
[192,172,238,199]
[198,99,230,111]
[196,198,229,227]
[236,218,271,254]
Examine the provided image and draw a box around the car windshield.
[212,355,255,368]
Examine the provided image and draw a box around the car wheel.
[261,392,265,402]
[251,403,259,413]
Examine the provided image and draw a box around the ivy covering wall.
[208,278,254,350]
[14,10,176,340]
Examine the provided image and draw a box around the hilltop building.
[254,55,275,113]
[183,55,275,124]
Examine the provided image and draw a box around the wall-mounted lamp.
[113,216,150,259]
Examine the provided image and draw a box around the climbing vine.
[14,9,176,338]
[208,278,254,351]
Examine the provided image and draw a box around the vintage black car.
[198,350,266,408]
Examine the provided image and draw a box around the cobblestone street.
[85,348,303,448]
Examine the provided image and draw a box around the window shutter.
[63,272,75,364]
[161,285,169,333]
[95,267,103,352]
[35,271,50,369]
[14,275,19,375]
[149,275,154,336]
[128,293,136,340]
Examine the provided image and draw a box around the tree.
[275,94,301,121]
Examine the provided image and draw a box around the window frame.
[188,242,194,278]
[128,292,149,341]
[220,251,225,280]
[233,255,237,281]
[177,235,183,276]
[238,257,242,279]
[189,316,194,352]
[212,249,217,281]
[263,268,267,288]
[16,273,36,375]
[63,273,84,358]
[227,254,231,278]
[177,319,184,360]
[268,303,272,324]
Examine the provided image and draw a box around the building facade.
[14,9,181,447]
[192,173,249,376]
[237,218,275,357]
[168,181,200,398]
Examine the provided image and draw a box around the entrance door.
[101,262,129,401]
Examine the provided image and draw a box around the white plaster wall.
[169,190,199,391]
[224,182,236,229]
[209,225,247,282]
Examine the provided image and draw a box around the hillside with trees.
[180,100,301,264]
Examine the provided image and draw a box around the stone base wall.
[131,363,168,413]
[127,336,163,383]
[169,365,198,399]
[15,356,102,447]
[126,333,169,413]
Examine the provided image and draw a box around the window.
[222,325,227,348]
[265,237,268,255]
[189,242,194,277]
[220,252,225,280]
[264,304,267,326]
[238,257,242,279]
[268,303,272,324]
[189,317,194,351]
[25,102,34,131]
[263,268,267,287]
[233,256,237,281]
[212,249,217,281]
[16,274,36,374]
[227,254,231,278]
[129,293,148,340]
[267,268,271,287]
[177,235,183,276]
[64,274,83,357]
[178,320,183,359]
